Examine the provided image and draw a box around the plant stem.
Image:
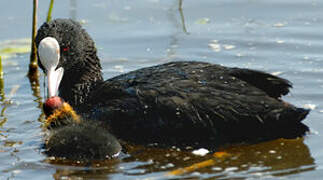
[28,0,38,77]
[0,56,3,79]
[178,0,189,34]
[46,0,55,22]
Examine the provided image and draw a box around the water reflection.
[0,85,19,137]
[46,158,120,179]
[43,138,314,179]
[167,138,315,178]
[69,0,77,20]
[165,0,188,60]
[28,66,44,123]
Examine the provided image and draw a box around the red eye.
[63,47,70,52]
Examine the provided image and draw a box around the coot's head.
[36,19,97,73]
[43,96,122,160]
[35,19,102,99]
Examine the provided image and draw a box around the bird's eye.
[62,47,70,52]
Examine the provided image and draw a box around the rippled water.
[1,0,323,179]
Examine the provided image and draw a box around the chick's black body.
[45,120,121,160]
[42,97,121,160]
[36,19,309,148]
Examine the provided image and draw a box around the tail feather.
[295,108,310,122]
[229,68,292,98]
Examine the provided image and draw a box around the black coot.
[36,19,309,148]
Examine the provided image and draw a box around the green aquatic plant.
[0,39,31,60]
[46,0,55,22]
[0,47,30,60]
[0,47,30,55]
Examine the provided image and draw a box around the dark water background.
[0,0,323,179]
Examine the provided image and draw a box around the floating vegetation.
[196,17,211,24]
[0,39,31,60]
[2,140,23,147]
[0,47,29,54]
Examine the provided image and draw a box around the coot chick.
[36,19,309,148]
[43,96,121,160]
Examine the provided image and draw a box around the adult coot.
[43,96,121,160]
[36,19,309,148]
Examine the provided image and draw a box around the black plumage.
[45,120,121,160]
[43,97,121,160]
[36,19,309,148]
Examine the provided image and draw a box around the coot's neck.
[59,56,103,111]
